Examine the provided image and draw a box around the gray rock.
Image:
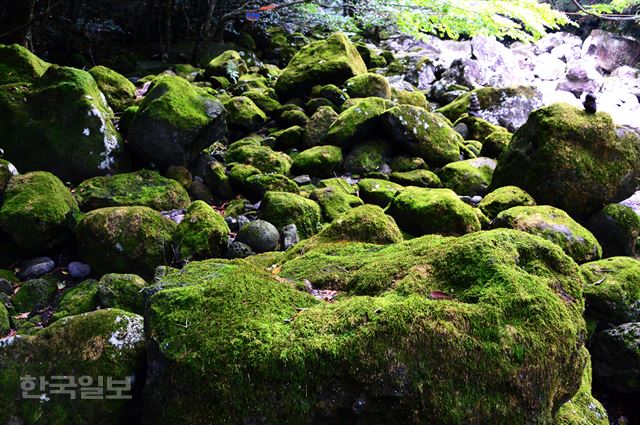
[582,29,640,73]
[68,261,91,279]
[17,257,55,280]
[281,224,300,250]
[0,278,13,295]
[557,61,604,96]
[236,215,251,232]
[225,241,255,259]
[225,216,238,232]
[235,219,280,253]
[293,175,312,185]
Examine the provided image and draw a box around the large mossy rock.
[259,191,322,239]
[383,105,462,167]
[76,206,176,278]
[291,145,343,177]
[490,103,640,218]
[0,172,79,253]
[387,187,481,236]
[204,50,248,79]
[88,65,136,112]
[314,204,402,244]
[478,186,536,220]
[344,72,391,99]
[275,32,367,99]
[144,229,587,424]
[173,200,229,261]
[438,157,496,196]
[0,66,129,182]
[0,309,145,425]
[127,76,226,170]
[357,178,404,207]
[326,97,387,146]
[75,170,191,212]
[491,205,602,264]
[310,186,363,222]
[0,43,49,84]
[225,142,292,175]
[224,96,267,133]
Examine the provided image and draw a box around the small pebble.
[68,261,91,279]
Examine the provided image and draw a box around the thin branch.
[571,0,640,21]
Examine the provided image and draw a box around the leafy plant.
[226,61,240,84]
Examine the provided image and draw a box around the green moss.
[88,65,136,112]
[279,109,308,127]
[0,44,49,84]
[224,96,267,132]
[481,130,512,158]
[310,84,349,106]
[243,89,282,115]
[383,105,462,167]
[204,50,248,79]
[0,171,79,253]
[52,279,99,322]
[387,187,481,236]
[344,73,391,99]
[0,309,145,425]
[76,169,191,212]
[479,186,536,220]
[342,139,391,174]
[315,204,402,244]
[454,114,508,143]
[12,278,57,313]
[326,97,387,146]
[303,106,338,148]
[225,143,292,175]
[98,273,147,314]
[438,157,496,196]
[489,103,640,218]
[492,205,602,264]
[174,201,229,261]
[581,256,640,324]
[389,169,441,188]
[391,88,428,108]
[0,303,9,334]
[228,163,262,191]
[245,173,299,198]
[76,206,177,278]
[310,187,363,222]
[272,125,304,151]
[291,145,343,177]
[390,156,427,172]
[275,32,367,99]
[357,178,404,207]
[165,165,193,189]
[259,191,322,238]
[143,229,586,423]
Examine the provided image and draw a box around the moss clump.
[291,145,343,177]
[383,105,462,167]
[588,203,640,258]
[0,171,79,253]
[316,177,357,195]
[310,187,363,222]
[275,32,366,99]
[12,278,57,313]
[438,157,496,196]
[76,206,176,278]
[492,205,602,264]
[0,43,49,84]
[326,97,387,146]
[98,273,147,314]
[0,303,9,334]
[144,229,586,424]
[272,125,304,151]
[454,114,508,143]
[389,169,440,188]
[259,191,322,239]
[52,279,99,322]
[0,66,129,182]
[303,106,338,148]
[228,163,262,191]
[357,178,404,207]
[280,109,308,127]
[245,173,299,198]
[75,169,191,212]
[88,65,136,112]
[489,103,640,218]
[480,130,512,158]
[581,256,640,325]
[204,50,248,79]
[479,186,536,220]
[344,73,391,99]
[243,89,282,115]
[391,88,428,108]
[224,96,267,133]
[0,309,145,425]
[390,156,427,172]
[174,201,229,261]
[128,75,226,170]
[166,165,193,189]
[342,139,392,174]
[316,204,402,244]
[225,143,292,175]
[388,187,481,236]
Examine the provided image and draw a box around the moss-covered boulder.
[344,73,391,99]
[174,201,229,261]
[272,125,304,151]
[391,88,428,108]
[98,273,147,315]
[326,97,387,146]
[144,228,586,423]
[383,105,462,167]
[76,206,176,278]
[225,143,292,175]
[387,187,481,236]
[291,145,343,178]
[316,204,402,244]
[310,186,363,222]
[0,172,79,253]
[76,169,190,212]
[243,88,282,115]
[591,322,640,393]
[0,66,129,182]
[12,278,57,313]
[342,139,392,175]
[389,169,440,188]
[259,191,322,239]
[490,103,640,218]
[303,106,338,148]
[0,309,145,425]
[204,50,248,79]
[224,96,267,133]
[52,279,99,321]
[480,130,512,158]
[0,43,49,84]
[88,65,136,112]
[438,157,496,196]
[581,256,640,325]
[453,114,509,144]
[478,186,536,220]
[492,206,602,264]
[588,203,640,258]
[275,32,366,99]
[127,76,226,170]
[245,173,299,198]
[357,178,404,207]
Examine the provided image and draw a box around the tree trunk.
[191,0,218,64]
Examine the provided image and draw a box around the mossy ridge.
[145,229,586,424]
[88,65,136,112]
[0,43,50,84]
